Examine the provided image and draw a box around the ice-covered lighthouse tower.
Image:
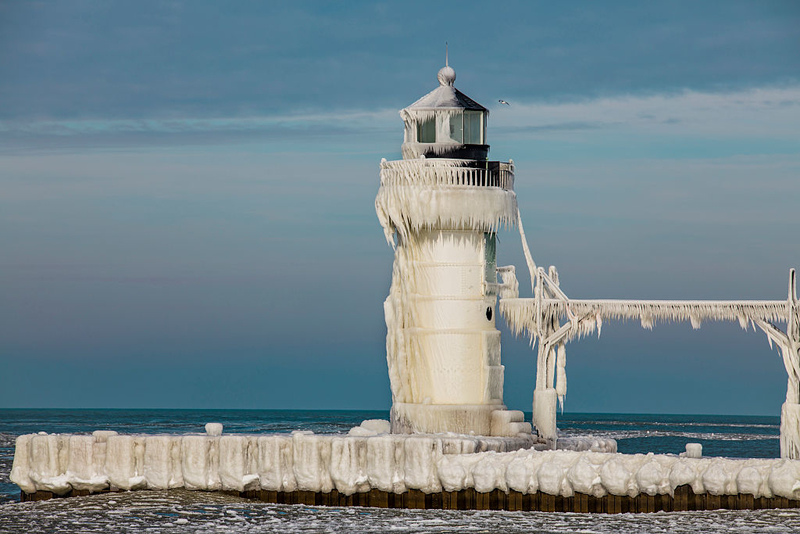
[376,61,528,437]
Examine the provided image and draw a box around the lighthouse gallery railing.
[380,159,515,191]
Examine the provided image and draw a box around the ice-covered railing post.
[375,61,531,437]
[758,268,800,458]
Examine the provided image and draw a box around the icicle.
[516,208,538,294]
[499,294,793,360]
[497,266,519,299]
[596,313,602,337]
[555,344,567,413]
[738,314,749,331]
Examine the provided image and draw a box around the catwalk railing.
[379,158,515,191]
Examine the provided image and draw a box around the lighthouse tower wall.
[388,229,504,434]
[374,61,530,436]
[376,160,521,435]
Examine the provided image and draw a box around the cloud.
[1,2,798,123]
[2,85,799,154]
[491,86,800,140]
[0,109,400,152]
[499,121,607,133]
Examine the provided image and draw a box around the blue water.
[0,409,790,533]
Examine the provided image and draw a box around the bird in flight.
[498,100,510,106]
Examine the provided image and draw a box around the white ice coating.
[376,156,521,436]
[10,427,552,496]
[500,298,791,341]
[397,64,489,159]
[499,257,800,454]
[205,423,223,436]
[14,429,800,501]
[376,158,516,245]
[685,443,703,459]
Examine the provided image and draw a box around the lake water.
[1,409,797,533]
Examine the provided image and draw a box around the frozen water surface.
[2,490,800,533]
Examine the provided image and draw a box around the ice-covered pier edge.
[11,425,800,509]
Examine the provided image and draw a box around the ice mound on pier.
[12,427,800,500]
[10,430,537,496]
[348,419,392,436]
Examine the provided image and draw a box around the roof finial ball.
[437,43,456,86]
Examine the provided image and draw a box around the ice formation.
[498,239,799,455]
[375,65,524,436]
[9,426,550,496]
[397,59,489,160]
[684,444,703,459]
[13,428,800,501]
[375,158,516,245]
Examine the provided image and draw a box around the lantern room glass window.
[417,118,436,143]
[446,111,485,144]
[416,111,485,144]
[448,114,463,143]
[464,111,484,144]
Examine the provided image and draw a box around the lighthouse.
[376,61,530,437]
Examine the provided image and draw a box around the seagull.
[498,100,510,106]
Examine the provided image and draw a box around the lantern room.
[400,62,489,160]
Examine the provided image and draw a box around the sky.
[0,1,798,415]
